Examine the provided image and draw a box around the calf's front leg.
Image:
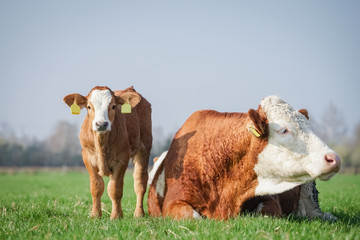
[107,164,127,219]
[83,151,104,218]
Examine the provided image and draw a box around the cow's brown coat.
[148,108,269,219]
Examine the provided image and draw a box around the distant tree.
[46,121,82,166]
[313,102,347,147]
[149,126,174,166]
[349,122,360,167]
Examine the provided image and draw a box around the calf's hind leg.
[132,147,150,217]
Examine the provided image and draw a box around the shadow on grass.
[333,211,360,226]
[241,211,360,226]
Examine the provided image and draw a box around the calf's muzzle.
[95,121,109,132]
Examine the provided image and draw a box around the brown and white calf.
[148,96,340,220]
[64,86,152,219]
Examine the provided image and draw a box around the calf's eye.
[112,105,116,110]
[87,106,91,110]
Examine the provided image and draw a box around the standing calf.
[64,86,152,219]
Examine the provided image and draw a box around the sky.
[0,1,359,141]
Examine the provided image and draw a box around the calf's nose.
[324,153,341,171]
[96,121,109,131]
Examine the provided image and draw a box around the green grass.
[0,170,359,240]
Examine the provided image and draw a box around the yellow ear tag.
[70,102,81,115]
[121,103,132,114]
[249,126,261,138]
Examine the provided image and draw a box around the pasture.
[0,170,359,240]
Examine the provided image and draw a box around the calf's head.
[63,86,141,133]
[251,96,341,196]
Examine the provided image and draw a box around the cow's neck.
[215,119,268,217]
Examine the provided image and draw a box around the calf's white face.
[88,89,114,132]
[64,86,142,134]
[254,96,341,196]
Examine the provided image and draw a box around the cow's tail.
[147,151,167,217]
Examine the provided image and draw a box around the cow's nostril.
[324,153,341,170]
[325,154,334,163]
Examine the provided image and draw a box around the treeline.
[0,121,172,167]
[0,121,83,167]
[0,103,359,168]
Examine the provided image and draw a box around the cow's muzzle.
[318,153,341,181]
[324,153,341,172]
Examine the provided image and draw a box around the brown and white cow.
[148,96,340,220]
[63,86,152,219]
[151,155,338,221]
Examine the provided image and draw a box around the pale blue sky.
[0,1,359,140]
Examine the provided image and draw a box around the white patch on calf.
[88,154,97,167]
[89,90,113,132]
[254,96,337,196]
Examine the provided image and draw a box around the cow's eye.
[112,105,116,110]
[279,128,288,134]
[87,106,91,110]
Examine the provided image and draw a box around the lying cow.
[148,96,340,219]
[150,154,337,221]
[63,86,152,219]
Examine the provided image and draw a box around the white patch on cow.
[193,210,201,219]
[89,89,113,132]
[296,182,338,221]
[254,96,338,196]
[255,203,264,214]
[296,182,314,218]
[156,169,165,197]
[148,151,168,185]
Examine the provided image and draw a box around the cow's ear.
[63,93,87,109]
[119,92,141,108]
[298,109,309,120]
[248,109,267,137]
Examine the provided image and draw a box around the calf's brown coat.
[64,86,152,219]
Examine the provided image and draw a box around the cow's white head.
[253,96,341,196]
[63,86,141,133]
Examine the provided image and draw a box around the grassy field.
[0,170,359,240]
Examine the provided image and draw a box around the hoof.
[133,208,145,218]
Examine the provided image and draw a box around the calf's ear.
[298,109,309,120]
[114,95,125,105]
[248,109,267,137]
[63,93,87,108]
[119,92,141,108]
